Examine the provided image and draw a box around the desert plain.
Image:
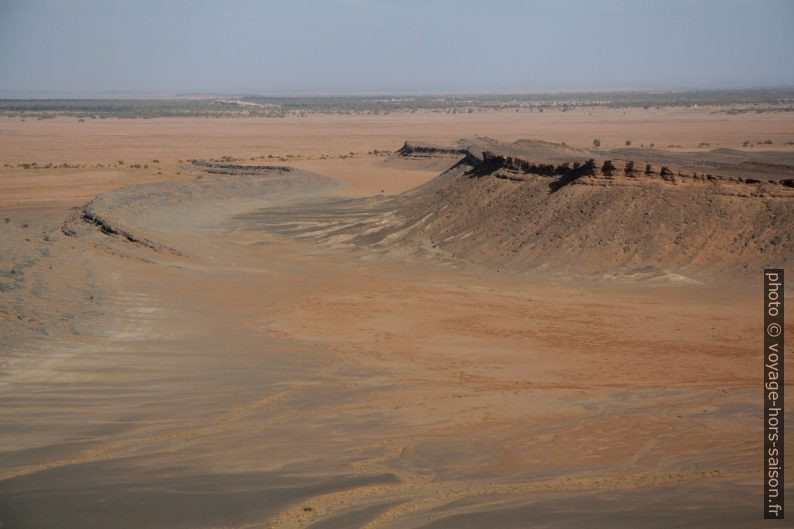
[1,104,792,528]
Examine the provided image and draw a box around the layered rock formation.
[245,140,794,281]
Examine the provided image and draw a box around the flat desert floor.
[0,109,791,528]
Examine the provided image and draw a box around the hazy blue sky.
[1,0,792,95]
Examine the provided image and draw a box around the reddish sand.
[0,109,791,529]
[2,108,794,167]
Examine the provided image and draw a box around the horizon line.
[2,85,794,101]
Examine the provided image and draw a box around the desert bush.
[592,138,601,148]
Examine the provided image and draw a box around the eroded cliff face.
[475,150,794,190]
[398,141,471,158]
[388,141,481,171]
[243,140,794,282]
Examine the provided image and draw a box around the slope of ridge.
[61,163,336,255]
[243,140,793,282]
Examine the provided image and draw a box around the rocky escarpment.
[398,141,472,158]
[186,160,293,176]
[62,201,182,254]
[386,141,481,171]
[475,151,794,191]
[246,140,794,281]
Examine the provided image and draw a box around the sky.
[1,0,793,96]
